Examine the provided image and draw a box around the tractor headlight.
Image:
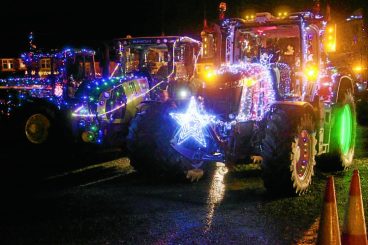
[242,77,256,87]
[304,64,319,81]
[203,66,216,83]
[353,65,363,73]
[205,69,216,80]
[179,89,189,99]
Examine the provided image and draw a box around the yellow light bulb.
[304,65,319,81]
[353,65,363,73]
[243,78,256,87]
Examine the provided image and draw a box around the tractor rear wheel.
[14,105,58,148]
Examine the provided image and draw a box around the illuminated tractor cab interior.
[118,37,200,80]
[233,23,303,100]
[234,19,322,101]
[115,37,201,100]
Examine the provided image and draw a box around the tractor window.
[66,55,95,80]
[124,44,187,75]
[124,47,167,74]
[65,54,95,98]
[235,24,301,66]
[124,48,140,73]
[201,33,215,59]
[305,25,320,65]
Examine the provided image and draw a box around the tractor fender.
[135,100,161,114]
[333,76,354,103]
[12,97,62,121]
[270,101,315,120]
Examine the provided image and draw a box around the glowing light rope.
[170,96,215,147]
[109,63,121,78]
[72,79,166,118]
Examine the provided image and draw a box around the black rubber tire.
[126,101,203,180]
[261,108,317,196]
[16,107,52,144]
[319,91,356,170]
[12,105,69,159]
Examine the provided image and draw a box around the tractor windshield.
[234,24,301,68]
[66,54,95,80]
[123,42,197,80]
[116,37,200,82]
[124,43,173,75]
[66,53,95,98]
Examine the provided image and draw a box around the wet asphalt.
[0,126,368,244]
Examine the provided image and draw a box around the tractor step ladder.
[318,105,332,155]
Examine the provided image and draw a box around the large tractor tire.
[15,105,54,146]
[126,101,207,181]
[262,108,317,195]
[13,104,70,158]
[321,90,356,170]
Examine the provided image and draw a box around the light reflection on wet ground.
[205,163,228,232]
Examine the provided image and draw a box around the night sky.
[1,0,366,57]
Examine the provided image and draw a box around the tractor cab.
[21,48,96,79]
[20,48,97,99]
[229,16,305,99]
[115,36,201,82]
[64,49,96,80]
[201,12,329,101]
[113,36,201,101]
[62,49,96,98]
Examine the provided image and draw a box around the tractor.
[0,47,151,154]
[126,10,356,195]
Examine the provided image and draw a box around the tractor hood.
[71,75,150,120]
[202,63,276,122]
[74,75,148,101]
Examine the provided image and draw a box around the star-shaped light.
[170,97,214,147]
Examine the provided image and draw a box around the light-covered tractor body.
[127,12,356,195]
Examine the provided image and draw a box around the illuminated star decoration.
[170,97,214,147]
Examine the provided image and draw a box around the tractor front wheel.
[262,108,317,195]
[126,102,208,181]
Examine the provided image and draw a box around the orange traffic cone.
[317,176,341,245]
[342,169,368,245]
